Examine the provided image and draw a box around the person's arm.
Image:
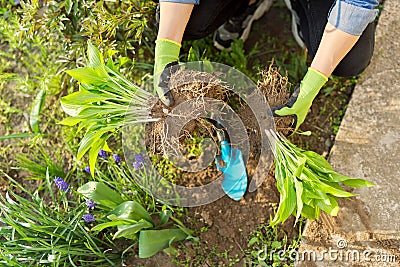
[154,1,194,106]
[310,23,360,77]
[158,2,194,44]
[311,0,379,76]
[274,0,379,132]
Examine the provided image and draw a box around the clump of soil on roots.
[144,64,298,266]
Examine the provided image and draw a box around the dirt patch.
[133,64,297,266]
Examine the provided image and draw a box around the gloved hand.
[273,68,328,132]
[154,38,181,106]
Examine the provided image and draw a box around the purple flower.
[98,149,107,159]
[82,214,95,223]
[113,154,122,164]
[14,0,20,5]
[54,177,69,191]
[85,199,96,209]
[84,166,91,174]
[135,153,145,164]
[132,161,142,170]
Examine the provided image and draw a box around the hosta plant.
[265,130,375,226]
[60,42,157,176]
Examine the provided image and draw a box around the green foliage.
[215,39,260,79]
[246,222,303,266]
[29,87,47,133]
[77,182,193,259]
[17,0,157,73]
[16,144,66,181]
[0,172,120,266]
[274,49,308,86]
[266,130,375,225]
[78,181,124,210]
[60,43,155,176]
[184,38,260,80]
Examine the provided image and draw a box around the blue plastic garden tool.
[211,120,248,201]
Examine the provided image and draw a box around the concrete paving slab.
[295,0,400,266]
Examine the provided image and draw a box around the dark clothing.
[182,0,376,77]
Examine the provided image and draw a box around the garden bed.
[0,1,360,266]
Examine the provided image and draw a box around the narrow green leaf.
[294,157,306,178]
[77,130,106,160]
[270,177,296,226]
[342,178,376,188]
[304,151,333,172]
[0,133,37,140]
[30,88,46,133]
[91,219,135,232]
[138,229,188,258]
[77,182,124,210]
[316,179,356,198]
[88,134,108,177]
[113,220,153,239]
[293,178,303,224]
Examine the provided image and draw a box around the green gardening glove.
[273,68,328,132]
[154,38,181,106]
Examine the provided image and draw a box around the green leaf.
[163,246,179,256]
[138,229,188,258]
[300,204,316,219]
[270,177,296,226]
[65,67,108,85]
[108,201,153,224]
[159,210,172,226]
[87,42,104,68]
[59,102,84,117]
[118,57,131,67]
[342,178,375,188]
[304,151,333,172]
[317,195,339,216]
[60,88,109,106]
[113,220,153,239]
[271,241,282,249]
[0,133,37,140]
[328,173,375,188]
[30,88,46,133]
[77,130,107,160]
[65,0,73,14]
[294,157,306,178]
[88,134,108,177]
[91,219,135,232]
[58,116,84,126]
[293,178,303,224]
[315,180,356,198]
[248,237,259,247]
[77,182,124,210]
